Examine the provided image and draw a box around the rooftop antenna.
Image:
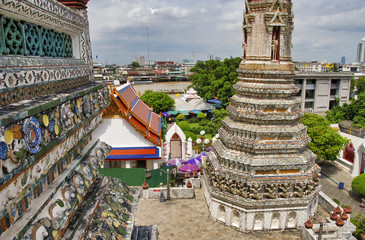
[147,26,150,66]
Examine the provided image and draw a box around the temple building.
[204,0,321,232]
[93,82,163,170]
[0,0,148,239]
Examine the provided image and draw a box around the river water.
[131,81,191,98]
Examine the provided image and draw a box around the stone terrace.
[134,184,301,240]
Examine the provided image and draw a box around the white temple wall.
[205,183,312,233]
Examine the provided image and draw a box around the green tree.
[130,61,140,69]
[326,92,365,128]
[176,114,185,121]
[300,113,350,161]
[188,57,242,103]
[350,77,357,94]
[197,112,206,119]
[351,173,365,196]
[140,90,174,113]
[357,76,365,94]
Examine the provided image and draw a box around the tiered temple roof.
[96,82,162,161]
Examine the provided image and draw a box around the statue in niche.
[254,213,264,230]
[242,41,247,59]
[271,26,280,60]
[287,212,297,228]
[271,39,278,60]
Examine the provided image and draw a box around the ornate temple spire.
[243,0,293,63]
[204,0,320,232]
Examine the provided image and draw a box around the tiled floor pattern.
[134,187,301,240]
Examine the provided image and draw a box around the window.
[329,100,336,110]
[305,90,315,99]
[305,101,314,109]
[307,79,316,85]
[330,89,337,96]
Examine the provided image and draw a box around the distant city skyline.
[88,0,365,65]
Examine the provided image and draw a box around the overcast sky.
[87,0,365,65]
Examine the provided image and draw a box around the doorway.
[137,160,146,169]
[170,133,182,159]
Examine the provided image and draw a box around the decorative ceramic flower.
[0,141,8,160]
[23,117,42,154]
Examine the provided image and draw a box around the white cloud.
[127,8,141,18]
[149,8,159,15]
[87,0,365,65]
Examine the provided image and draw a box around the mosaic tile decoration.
[0,85,110,185]
[1,0,94,83]
[14,141,112,240]
[0,14,73,57]
[1,0,87,32]
[0,76,90,107]
[79,178,139,239]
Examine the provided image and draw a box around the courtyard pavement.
[134,186,301,240]
[134,162,364,240]
[319,161,365,214]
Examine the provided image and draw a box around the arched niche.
[286,212,297,228]
[218,205,226,222]
[231,210,240,228]
[253,213,264,230]
[271,212,280,229]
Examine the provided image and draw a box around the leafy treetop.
[351,173,365,196]
[300,113,350,161]
[326,92,365,128]
[140,90,175,114]
[188,57,242,103]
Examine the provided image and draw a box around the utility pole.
[147,26,150,66]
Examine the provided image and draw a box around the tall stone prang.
[204,0,321,232]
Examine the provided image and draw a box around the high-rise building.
[204,0,320,232]
[356,37,365,64]
[341,56,346,65]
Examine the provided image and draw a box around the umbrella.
[205,146,213,152]
[179,163,199,172]
[185,157,201,165]
[167,158,185,167]
[162,112,171,117]
[167,110,179,115]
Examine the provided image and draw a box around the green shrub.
[350,213,365,238]
[197,112,206,119]
[188,118,199,123]
[169,179,177,187]
[332,198,340,205]
[352,173,365,196]
[176,114,185,120]
[177,121,191,132]
[184,131,197,141]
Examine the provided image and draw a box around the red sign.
[153,189,161,192]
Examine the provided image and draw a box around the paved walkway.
[134,162,364,239]
[134,187,301,240]
[319,161,365,214]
